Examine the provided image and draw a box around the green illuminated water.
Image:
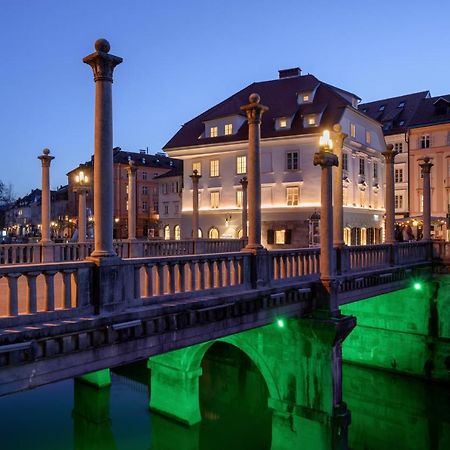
[0,356,448,450]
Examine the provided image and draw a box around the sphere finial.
[332,123,342,133]
[249,93,260,104]
[386,143,394,151]
[43,148,50,155]
[95,38,111,53]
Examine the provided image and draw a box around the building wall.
[158,175,183,239]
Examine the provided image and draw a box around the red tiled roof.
[163,74,353,150]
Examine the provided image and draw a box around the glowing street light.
[319,129,333,152]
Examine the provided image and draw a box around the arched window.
[236,228,243,239]
[208,226,219,239]
[361,227,367,245]
[174,225,181,240]
[198,228,203,238]
[164,225,170,240]
[344,227,351,246]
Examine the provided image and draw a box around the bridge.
[1,39,449,450]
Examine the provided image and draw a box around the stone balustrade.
[0,261,94,325]
[341,244,392,273]
[270,248,320,283]
[397,241,431,264]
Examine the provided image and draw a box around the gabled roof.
[164,74,355,150]
[409,94,450,128]
[359,91,430,135]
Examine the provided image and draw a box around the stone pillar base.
[148,358,202,426]
[77,369,111,389]
[40,242,54,263]
[128,240,143,258]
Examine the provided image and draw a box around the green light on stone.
[413,282,422,291]
[277,319,285,328]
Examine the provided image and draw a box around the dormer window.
[303,94,310,102]
[399,120,405,126]
[210,126,218,138]
[378,105,385,112]
[398,101,405,108]
[307,116,316,126]
[224,123,233,135]
[298,91,313,104]
[279,117,288,128]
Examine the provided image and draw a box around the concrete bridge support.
[148,315,355,450]
[78,368,111,388]
[341,273,450,383]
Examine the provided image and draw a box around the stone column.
[83,39,122,258]
[240,176,248,239]
[240,94,268,251]
[419,156,434,241]
[381,144,398,244]
[76,187,88,243]
[38,148,54,244]
[126,161,137,241]
[190,170,201,240]
[331,124,348,248]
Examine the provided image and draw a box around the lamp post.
[240,176,248,239]
[74,170,89,244]
[314,130,339,315]
[38,148,54,262]
[83,39,122,258]
[190,169,201,240]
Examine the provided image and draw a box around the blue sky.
[1,0,449,197]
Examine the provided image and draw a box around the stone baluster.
[156,264,164,296]
[7,273,20,316]
[189,261,197,291]
[26,272,39,313]
[419,157,434,241]
[62,270,74,309]
[144,264,154,297]
[44,271,57,311]
[83,39,122,257]
[178,263,186,293]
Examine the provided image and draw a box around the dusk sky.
[1,0,449,197]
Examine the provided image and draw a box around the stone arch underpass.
[148,316,354,450]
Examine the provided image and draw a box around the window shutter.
[285,229,292,244]
[267,229,274,244]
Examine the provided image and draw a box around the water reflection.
[0,358,448,450]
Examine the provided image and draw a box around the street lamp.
[74,169,89,243]
[319,129,333,152]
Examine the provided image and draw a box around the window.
[267,229,292,245]
[342,153,348,171]
[286,151,299,170]
[237,156,247,174]
[210,159,220,177]
[395,168,403,183]
[359,157,365,175]
[174,202,180,215]
[343,186,349,205]
[174,225,181,240]
[378,105,385,111]
[275,230,286,244]
[395,195,403,209]
[394,142,403,153]
[162,183,168,195]
[279,117,288,128]
[350,123,356,138]
[210,126,218,138]
[302,94,310,102]
[208,227,219,239]
[373,162,378,178]
[398,101,405,108]
[420,135,430,149]
[286,187,299,206]
[143,201,148,211]
[163,203,169,215]
[224,123,233,135]
[192,161,201,175]
[236,190,243,208]
[399,120,405,126]
[142,186,148,195]
[210,191,220,209]
[365,130,371,144]
[164,225,170,240]
[143,172,148,180]
[307,116,316,126]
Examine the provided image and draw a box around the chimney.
[278,67,302,79]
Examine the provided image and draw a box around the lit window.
[365,130,371,144]
[420,135,430,149]
[224,123,233,135]
[286,151,299,170]
[210,159,220,177]
[373,162,378,178]
[286,187,299,206]
[275,230,286,244]
[210,126,218,138]
[236,190,243,208]
[303,94,310,102]
[237,156,247,174]
[394,142,403,153]
[343,153,348,171]
[307,116,316,126]
[279,118,288,128]
[164,225,170,240]
[208,227,219,239]
[210,191,220,209]
[174,225,181,240]
[359,158,365,175]
[350,123,356,138]
[395,168,403,183]
[192,161,201,175]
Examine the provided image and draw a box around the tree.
[0,180,15,205]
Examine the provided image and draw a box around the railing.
[270,248,320,283]
[125,251,252,301]
[397,241,431,264]
[0,244,40,265]
[433,240,450,262]
[0,261,94,324]
[341,244,392,273]
[52,242,94,262]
